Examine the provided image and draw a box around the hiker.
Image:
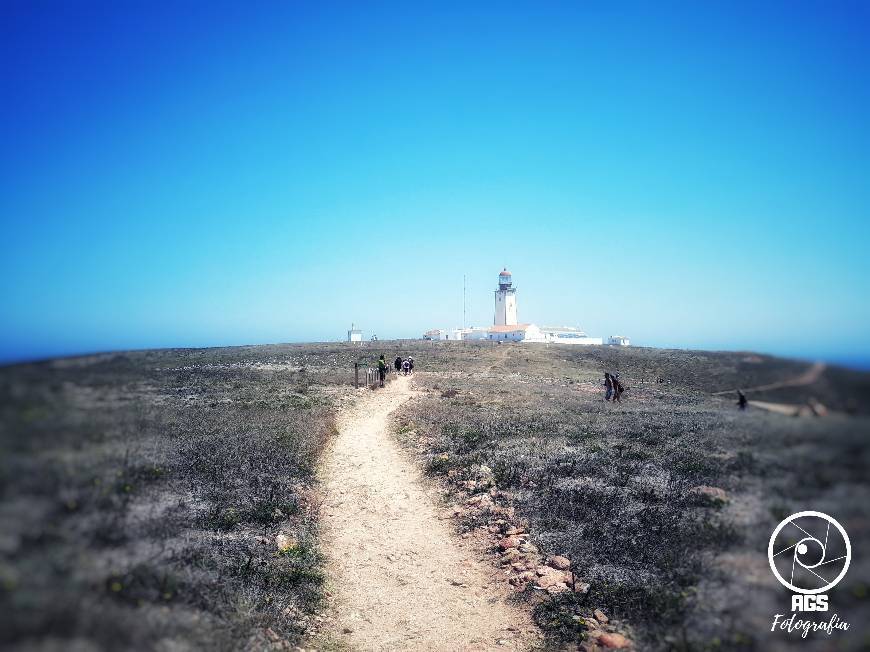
[402,358,410,375]
[394,356,402,373]
[737,390,747,410]
[613,374,624,403]
[408,356,414,374]
[604,372,613,401]
[377,354,386,387]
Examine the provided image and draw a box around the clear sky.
[2,1,869,365]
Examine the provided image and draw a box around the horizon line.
[2,338,869,372]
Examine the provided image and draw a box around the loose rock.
[690,485,728,502]
[597,632,632,649]
[548,555,571,570]
[535,573,566,590]
[498,535,521,550]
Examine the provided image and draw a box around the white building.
[424,326,491,341]
[541,326,603,345]
[347,324,362,342]
[424,268,613,346]
[423,328,444,340]
[487,323,545,342]
[487,270,602,344]
[424,328,464,341]
[460,327,490,341]
[608,335,631,346]
[493,269,518,326]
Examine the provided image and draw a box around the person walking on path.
[613,374,624,403]
[737,389,748,410]
[408,356,414,374]
[377,354,387,388]
[394,355,402,373]
[604,372,614,401]
[402,358,410,376]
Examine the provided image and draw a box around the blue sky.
[2,1,869,365]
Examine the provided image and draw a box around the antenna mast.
[463,274,466,329]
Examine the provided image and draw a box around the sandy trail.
[484,346,511,375]
[319,374,540,651]
[711,361,827,396]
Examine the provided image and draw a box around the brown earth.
[318,374,541,651]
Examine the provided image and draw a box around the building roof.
[488,323,532,333]
[499,268,512,276]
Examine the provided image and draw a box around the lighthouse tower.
[493,268,518,326]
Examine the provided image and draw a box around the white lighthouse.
[425,267,607,345]
[493,268,518,326]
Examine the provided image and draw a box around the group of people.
[375,354,414,387]
[395,355,414,375]
[604,372,625,402]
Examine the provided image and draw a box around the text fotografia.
[771,612,850,638]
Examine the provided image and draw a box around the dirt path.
[485,346,511,374]
[711,361,826,396]
[318,375,540,651]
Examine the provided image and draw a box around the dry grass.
[0,344,374,651]
[2,341,868,651]
[394,342,870,651]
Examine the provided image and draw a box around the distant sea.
[821,355,870,372]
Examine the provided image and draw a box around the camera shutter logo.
[768,511,851,595]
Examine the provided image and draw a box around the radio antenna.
[463,274,466,329]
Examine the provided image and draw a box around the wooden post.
[354,362,359,389]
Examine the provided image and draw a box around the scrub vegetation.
[394,342,870,651]
[0,345,366,651]
[2,341,868,651]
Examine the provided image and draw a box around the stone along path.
[319,374,540,651]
